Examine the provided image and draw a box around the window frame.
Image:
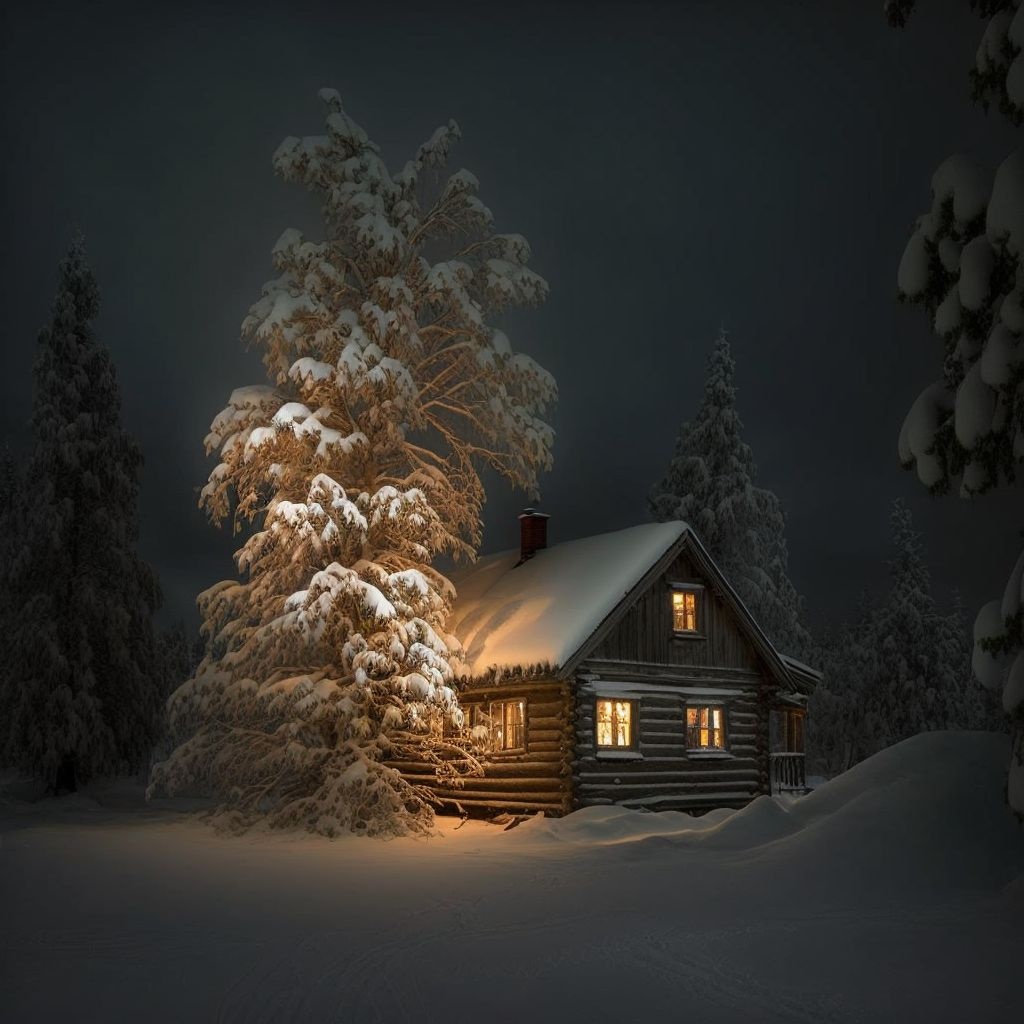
[669,582,705,637]
[594,697,639,753]
[685,703,729,755]
[468,698,526,754]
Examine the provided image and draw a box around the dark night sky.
[1,0,1020,635]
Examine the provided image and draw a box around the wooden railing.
[770,752,806,794]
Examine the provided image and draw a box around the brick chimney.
[518,507,549,563]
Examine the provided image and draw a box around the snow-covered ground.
[2,731,1021,1023]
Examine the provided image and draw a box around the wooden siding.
[590,552,760,670]
[572,672,770,811]
[389,678,574,816]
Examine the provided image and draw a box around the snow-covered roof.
[450,522,688,677]
[779,654,823,690]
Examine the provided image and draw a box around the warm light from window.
[490,700,525,750]
[686,706,724,749]
[672,590,697,631]
[596,699,633,747]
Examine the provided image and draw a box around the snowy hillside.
[2,732,1021,1023]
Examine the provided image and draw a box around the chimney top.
[517,507,549,564]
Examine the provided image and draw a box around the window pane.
[687,705,726,749]
[672,590,698,631]
[488,701,525,750]
[509,701,524,749]
[615,701,631,746]
[597,700,612,746]
[597,699,632,747]
[672,591,684,630]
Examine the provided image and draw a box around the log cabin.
[394,510,820,817]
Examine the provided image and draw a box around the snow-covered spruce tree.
[889,0,1024,813]
[650,329,810,657]
[809,505,984,774]
[2,238,164,791]
[856,501,984,759]
[807,604,877,777]
[150,91,555,837]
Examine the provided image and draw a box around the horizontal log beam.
[577,769,760,783]
[431,787,568,802]
[434,798,566,813]
[577,779,759,793]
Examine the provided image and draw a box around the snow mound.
[510,732,1023,894]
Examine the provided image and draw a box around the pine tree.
[858,502,969,755]
[3,238,164,791]
[158,621,199,700]
[807,594,877,776]
[150,91,556,837]
[889,0,1024,814]
[809,505,988,774]
[650,330,810,657]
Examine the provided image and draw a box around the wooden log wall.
[571,665,771,812]
[388,677,574,816]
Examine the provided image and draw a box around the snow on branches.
[896,149,1024,495]
[891,1,1024,815]
[151,92,555,836]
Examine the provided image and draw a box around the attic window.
[596,699,636,749]
[686,706,725,751]
[672,589,699,632]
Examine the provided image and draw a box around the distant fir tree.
[649,330,811,657]
[858,501,978,754]
[157,621,201,701]
[807,598,875,777]
[2,238,164,791]
[810,501,987,774]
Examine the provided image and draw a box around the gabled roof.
[449,521,816,693]
[450,522,687,678]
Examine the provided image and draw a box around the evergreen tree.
[858,502,976,755]
[150,91,556,837]
[157,621,200,701]
[811,502,988,774]
[888,0,1024,814]
[3,238,164,791]
[807,593,877,776]
[650,330,810,657]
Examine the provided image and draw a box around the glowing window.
[488,700,525,751]
[686,706,725,750]
[596,699,635,748]
[672,590,698,632]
